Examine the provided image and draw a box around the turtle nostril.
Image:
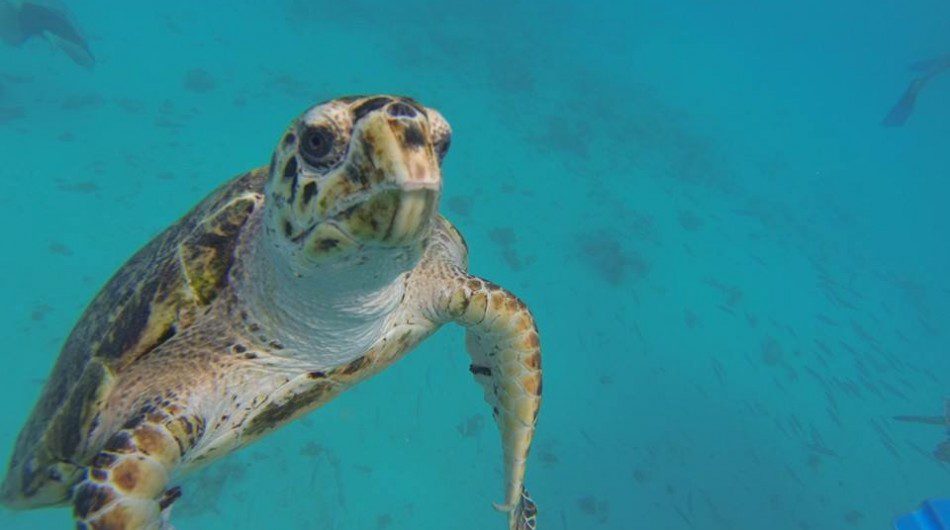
[387,102,417,118]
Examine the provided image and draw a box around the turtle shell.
[0,168,267,509]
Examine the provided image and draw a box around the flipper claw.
[509,488,538,530]
[493,501,516,512]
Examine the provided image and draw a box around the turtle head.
[264,95,451,269]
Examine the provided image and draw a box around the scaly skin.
[1,95,542,530]
[69,217,542,530]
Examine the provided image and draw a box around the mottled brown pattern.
[73,402,196,529]
[243,381,335,438]
[413,244,542,528]
[339,355,368,375]
[110,460,141,493]
[72,481,115,519]
[130,426,168,458]
[88,503,137,530]
[1,169,267,508]
[43,359,112,463]
[180,197,259,304]
[4,96,540,530]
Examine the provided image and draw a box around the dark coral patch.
[183,68,215,93]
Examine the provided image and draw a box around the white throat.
[235,220,421,368]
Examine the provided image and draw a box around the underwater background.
[1,1,948,529]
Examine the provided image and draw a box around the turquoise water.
[1,1,949,528]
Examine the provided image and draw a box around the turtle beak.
[357,112,441,243]
[359,111,442,192]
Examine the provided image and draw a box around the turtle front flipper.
[72,403,203,530]
[435,270,542,529]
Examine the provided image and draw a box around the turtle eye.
[299,125,339,168]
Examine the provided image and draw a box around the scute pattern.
[3,96,542,530]
[0,169,267,508]
[180,196,260,304]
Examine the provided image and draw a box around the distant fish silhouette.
[892,414,947,426]
[0,0,93,68]
[882,53,950,127]
[894,398,950,428]
[894,401,950,461]
[893,398,949,427]
[909,55,950,73]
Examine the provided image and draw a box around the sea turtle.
[1,95,542,529]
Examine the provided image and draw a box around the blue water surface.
[1,1,948,529]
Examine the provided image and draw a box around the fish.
[883,53,950,126]
[894,401,950,463]
[0,0,94,68]
[893,399,950,427]
[893,415,946,426]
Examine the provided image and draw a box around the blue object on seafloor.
[894,500,950,530]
